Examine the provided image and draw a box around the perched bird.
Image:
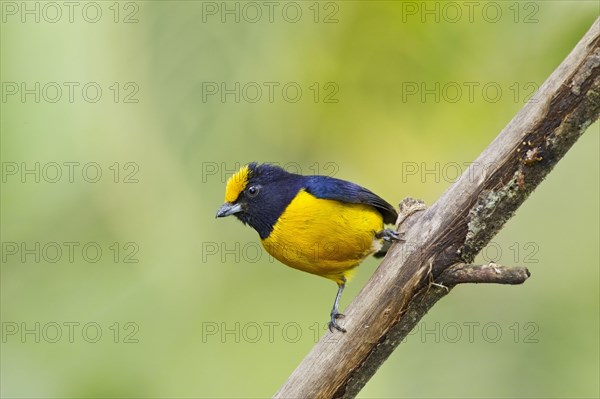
[216,163,399,332]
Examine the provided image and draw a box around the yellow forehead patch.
[225,165,251,203]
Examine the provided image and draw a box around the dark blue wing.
[304,175,398,224]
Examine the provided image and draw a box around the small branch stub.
[438,263,531,286]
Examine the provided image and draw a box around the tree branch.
[439,262,531,286]
[275,18,600,399]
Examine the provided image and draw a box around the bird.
[216,162,399,332]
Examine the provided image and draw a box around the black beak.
[216,202,243,218]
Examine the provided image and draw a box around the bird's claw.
[376,228,403,242]
[328,312,346,333]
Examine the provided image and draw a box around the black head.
[216,163,304,239]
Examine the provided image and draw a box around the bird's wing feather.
[304,176,398,224]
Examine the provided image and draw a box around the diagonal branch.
[275,17,600,399]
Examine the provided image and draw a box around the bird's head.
[216,163,303,239]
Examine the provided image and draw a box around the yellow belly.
[261,190,384,284]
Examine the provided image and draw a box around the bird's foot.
[328,311,346,333]
[376,228,403,242]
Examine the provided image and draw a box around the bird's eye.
[246,185,260,197]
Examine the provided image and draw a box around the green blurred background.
[1,1,598,398]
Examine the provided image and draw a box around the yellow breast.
[261,190,384,284]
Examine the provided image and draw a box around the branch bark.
[439,262,531,286]
[275,18,600,399]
